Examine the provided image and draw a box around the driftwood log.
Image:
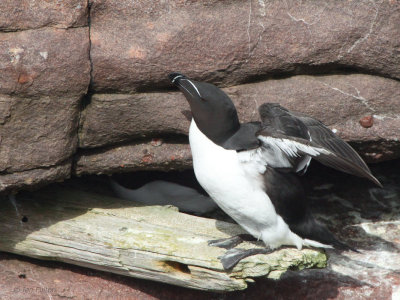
[0,187,327,291]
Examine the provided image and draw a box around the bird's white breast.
[188,120,301,248]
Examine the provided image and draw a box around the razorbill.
[169,72,382,269]
[110,179,217,214]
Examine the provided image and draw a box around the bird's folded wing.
[257,132,382,187]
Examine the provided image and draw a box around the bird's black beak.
[168,72,202,101]
[169,72,185,84]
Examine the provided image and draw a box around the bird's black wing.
[258,103,313,173]
[293,114,370,172]
[257,103,382,187]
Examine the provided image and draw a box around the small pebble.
[359,115,374,128]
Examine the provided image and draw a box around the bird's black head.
[169,73,240,146]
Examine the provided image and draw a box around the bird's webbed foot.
[207,234,255,249]
[219,247,275,270]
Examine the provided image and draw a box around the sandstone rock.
[1,250,398,299]
[0,26,90,192]
[1,0,399,195]
[79,75,400,169]
[0,27,90,97]
[79,93,190,148]
[90,0,400,93]
[75,141,192,176]
[0,95,80,173]
[0,0,88,31]
[0,161,71,194]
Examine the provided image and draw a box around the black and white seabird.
[169,72,382,269]
[110,179,217,214]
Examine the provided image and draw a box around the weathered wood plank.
[0,187,327,291]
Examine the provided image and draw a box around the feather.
[257,103,382,187]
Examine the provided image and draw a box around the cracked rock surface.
[1,0,400,192]
[89,0,400,91]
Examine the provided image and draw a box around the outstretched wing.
[257,103,382,187]
[293,115,370,172]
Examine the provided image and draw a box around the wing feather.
[295,115,370,171]
[257,132,382,187]
[257,103,381,187]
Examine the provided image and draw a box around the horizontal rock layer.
[75,141,192,176]
[81,74,400,148]
[0,0,88,31]
[0,161,71,194]
[77,74,400,175]
[90,0,400,92]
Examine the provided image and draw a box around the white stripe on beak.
[182,78,202,98]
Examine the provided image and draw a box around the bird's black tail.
[264,167,358,252]
[291,212,359,252]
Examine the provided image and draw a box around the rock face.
[90,0,400,92]
[75,141,192,176]
[1,1,399,189]
[77,74,400,175]
[0,11,90,193]
[0,0,88,31]
[0,28,90,97]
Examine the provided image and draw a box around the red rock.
[360,115,374,128]
[151,138,163,147]
[0,161,71,193]
[1,0,400,192]
[75,142,192,175]
[17,73,33,85]
[78,75,400,173]
[0,26,90,192]
[0,28,90,97]
[141,154,153,164]
[90,0,400,93]
[0,0,88,31]
[78,93,190,148]
[0,95,80,174]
